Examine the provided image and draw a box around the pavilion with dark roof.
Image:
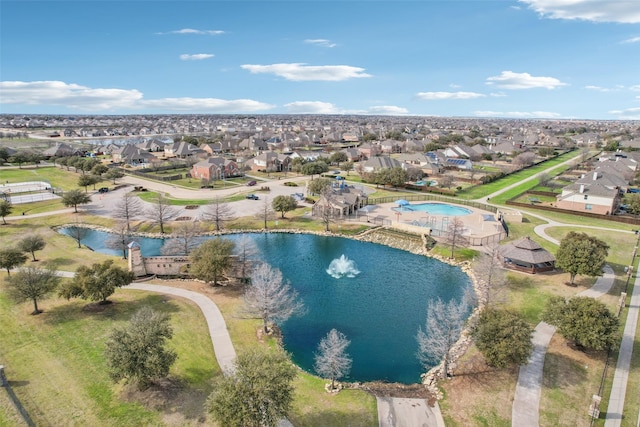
[500,236,556,274]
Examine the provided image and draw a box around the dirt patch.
[359,381,435,403]
[438,350,517,425]
[121,378,210,426]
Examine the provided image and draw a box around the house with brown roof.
[500,236,555,274]
[311,186,368,218]
[190,157,241,181]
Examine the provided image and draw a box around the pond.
[59,228,473,384]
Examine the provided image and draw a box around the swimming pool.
[394,202,472,216]
[414,180,438,187]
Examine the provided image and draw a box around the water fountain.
[326,254,360,278]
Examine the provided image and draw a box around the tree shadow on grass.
[122,378,211,424]
[45,294,181,325]
[543,343,602,390]
[8,380,30,388]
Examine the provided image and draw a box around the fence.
[368,193,498,214]
[117,167,184,182]
[505,199,640,226]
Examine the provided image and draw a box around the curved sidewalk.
[125,283,237,375]
[511,265,615,427]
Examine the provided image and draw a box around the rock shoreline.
[54,223,485,399]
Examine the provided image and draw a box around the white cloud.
[449,83,461,89]
[622,36,640,44]
[609,107,640,119]
[160,28,225,35]
[241,63,371,81]
[416,91,486,100]
[490,92,507,97]
[140,98,273,112]
[367,106,409,115]
[585,85,611,92]
[180,53,214,61]
[0,80,143,110]
[284,101,340,114]
[0,80,273,113]
[486,71,567,89]
[519,0,640,24]
[474,110,562,118]
[304,39,337,48]
[630,85,640,92]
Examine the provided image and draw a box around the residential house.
[42,142,77,158]
[111,144,156,165]
[190,157,241,181]
[556,180,620,215]
[164,141,205,159]
[359,142,382,159]
[341,148,365,162]
[362,156,401,173]
[248,151,290,172]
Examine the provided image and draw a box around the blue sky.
[1,1,639,119]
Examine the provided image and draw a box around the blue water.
[394,202,472,216]
[58,228,472,384]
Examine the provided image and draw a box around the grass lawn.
[0,286,217,426]
[1,165,84,191]
[1,219,379,426]
[458,151,583,200]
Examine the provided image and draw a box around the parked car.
[247,180,257,186]
[98,187,109,193]
[246,194,259,200]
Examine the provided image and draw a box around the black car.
[246,194,259,200]
[98,187,109,193]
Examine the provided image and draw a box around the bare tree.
[314,329,352,390]
[439,174,455,189]
[114,191,144,232]
[444,217,469,259]
[242,262,303,334]
[234,234,259,283]
[318,186,336,232]
[202,197,235,231]
[147,193,178,234]
[161,221,202,256]
[68,215,89,249]
[256,196,274,230]
[416,296,469,379]
[106,221,134,259]
[537,172,550,186]
[473,245,508,307]
[512,152,535,170]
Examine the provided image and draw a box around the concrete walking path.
[126,283,294,427]
[377,397,445,427]
[604,272,640,426]
[511,266,615,427]
[125,283,237,375]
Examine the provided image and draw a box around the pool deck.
[375,201,504,240]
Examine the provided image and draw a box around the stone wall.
[142,256,190,276]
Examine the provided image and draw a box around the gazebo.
[500,236,555,274]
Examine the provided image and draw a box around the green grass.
[0,287,216,426]
[1,165,84,191]
[289,374,378,426]
[458,151,583,200]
